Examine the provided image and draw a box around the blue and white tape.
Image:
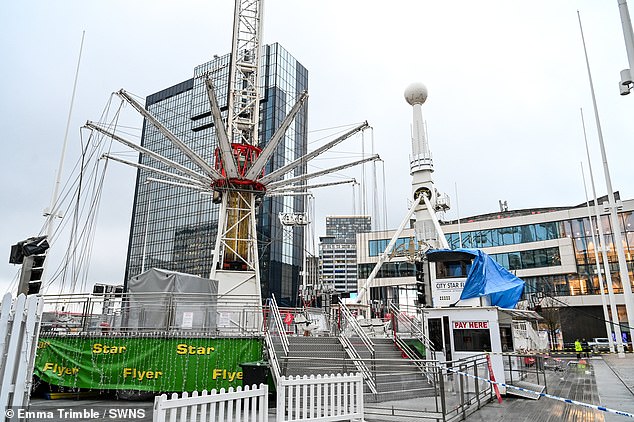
[446,366,634,418]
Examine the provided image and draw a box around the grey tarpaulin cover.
[126,268,218,330]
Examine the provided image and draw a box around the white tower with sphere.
[404,83,450,249]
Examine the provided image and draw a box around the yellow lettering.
[123,367,162,381]
[176,343,216,355]
[43,362,79,376]
[212,369,223,379]
[93,343,126,354]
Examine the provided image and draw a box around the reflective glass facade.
[359,207,634,299]
[444,212,634,297]
[124,44,308,306]
[446,221,562,249]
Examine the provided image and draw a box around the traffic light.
[14,236,49,296]
[415,261,427,306]
[20,253,46,295]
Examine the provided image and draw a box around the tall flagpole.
[45,31,85,240]
[580,159,616,353]
[578,12,634,354]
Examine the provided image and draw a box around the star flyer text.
[5,407,147,420]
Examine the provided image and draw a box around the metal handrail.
[338,302,377,394]
[339,302,375,353]
[264,330,282,383]
[388,302,436,356]
[268,294,289,356]
[339,333,378,394]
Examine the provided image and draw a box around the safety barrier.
[0,293,43,411]
[40,292,262,336]
[445,361,634,419]
[153,385,268,422]
[276,373,364,422]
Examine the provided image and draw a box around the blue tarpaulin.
[426,248,525,309]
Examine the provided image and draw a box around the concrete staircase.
[272,335,435,402]
[360,337,436,402]
[275,336,354,377]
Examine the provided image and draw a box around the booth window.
[499,326,514,352]
[428,318,443,350]
[435,260,472,279]
[453,329,491,352]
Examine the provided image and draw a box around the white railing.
[153,385,268,422]
[0,293,44,410]
[40,292,263,336]
[276,373,364,422]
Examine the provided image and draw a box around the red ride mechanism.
[212,143,266,192]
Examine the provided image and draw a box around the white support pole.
[356,195,423,306]
[581,162,615,353]
[420,193,450,249]
[579,12,634,354]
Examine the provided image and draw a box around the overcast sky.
[2,1,633,294]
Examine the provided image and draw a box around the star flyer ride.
[32,0,378,396]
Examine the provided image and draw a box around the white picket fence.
[153,384,269,422]
[0,293,44,410]
[153,372,364,422]
[276,373,365,422]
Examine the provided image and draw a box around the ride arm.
[245,91,309,180]
[204,77,239,178]
[84,121,213,186]
[267,155,379,189]
[100,154,209,188]
[259,121,369,185]
[266,179,356,194]
[116,89,223,181]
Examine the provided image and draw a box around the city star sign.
[453,321,489,329]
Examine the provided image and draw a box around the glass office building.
[356,195,634,342]
[124,43,308,306]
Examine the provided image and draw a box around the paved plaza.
[27,354,634,421]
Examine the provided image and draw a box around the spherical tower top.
[404,82,428,105]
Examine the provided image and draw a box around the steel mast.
[206,0,266,302]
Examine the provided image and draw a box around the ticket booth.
[425,307,508,391]
[423,248,538,394]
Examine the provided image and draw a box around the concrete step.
[365,385,436,402]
